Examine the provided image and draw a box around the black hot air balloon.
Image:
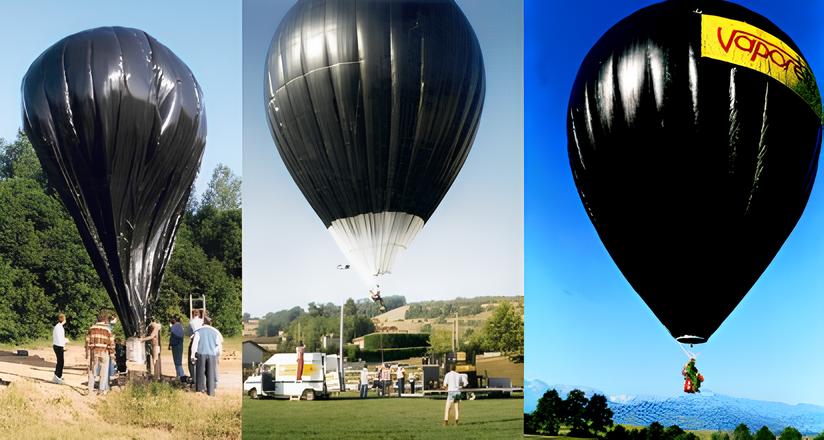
[265,0,485,286]
[567,0,822,344]
[22,27,206,337]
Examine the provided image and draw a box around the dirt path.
[0,343,241,395]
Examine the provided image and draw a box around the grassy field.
[242,393,524,439]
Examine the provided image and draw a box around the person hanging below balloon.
[682,358,704,393]
[370,286,386,313]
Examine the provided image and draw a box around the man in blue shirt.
[191,316,223,396]
[169,316,185,381]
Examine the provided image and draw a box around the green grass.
[242,393,524,439]
[97,382,241,439]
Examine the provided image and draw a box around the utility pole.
[339,299,345,391]
[455,313,459,350]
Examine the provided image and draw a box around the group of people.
[52,311,120,394]
[50,309,224,397]
[358,363,417,398]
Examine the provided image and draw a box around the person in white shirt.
[52,313,67,384]
[396,365,405,397]
[191,317,223,396]
[187,310,204,381]
[443,364,467,426]
[359,367,369,399]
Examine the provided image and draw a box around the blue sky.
[242,0,523,314]
[0,0,242,195]
[526,0,824,405]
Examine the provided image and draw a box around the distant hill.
[525,380,824,434]
[371,295,523,334]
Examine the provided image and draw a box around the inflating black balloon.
[266,0,484,226]
[22,27,206,336]
[265,0,485,282]
[567,0,822,343]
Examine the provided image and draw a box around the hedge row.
[362,332,429,350]
[357,346,428,362]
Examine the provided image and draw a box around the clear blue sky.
[243,0,524,315]
[0,0,242,195]
[526,0,824,405]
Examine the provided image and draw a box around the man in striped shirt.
[85,311,115,395]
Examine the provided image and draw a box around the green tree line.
[0,132,241,341]
[404,295,523,320]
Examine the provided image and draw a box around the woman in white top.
[52,313,67,384]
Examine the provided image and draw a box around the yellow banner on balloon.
[701,14,822,119]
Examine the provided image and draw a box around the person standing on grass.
[380,364,391,397]
[443,364,466,426]
[140,316,162,378]
[375,366,383,396]
[85,312,114,395]
[359,366,369,399]
[192,316,222,396]
[52,313,67,384]
[396,365,405,397]
[169,316,185,380]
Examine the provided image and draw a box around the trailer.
[244,352,340,400]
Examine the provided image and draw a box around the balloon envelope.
[567,0,822,343]
[22,27,206,336]
[265,0,485,285]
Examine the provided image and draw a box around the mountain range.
[525,379,824,434]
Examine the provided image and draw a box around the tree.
[607,425,631,440]
[530,389,563,435]
[483,301,523,354]
[648,422,665,440]
[813,431,824,440]
[243,312,251,322]
[712,432,732,440]
[778,427,801,440]
[754,427,775,440]
[200,163,241,211]
[665,425,686,440]
[585,394,614,435]
[428,329,453,355]
[189,205,241,277]
[565,389,590,437]
[734,425,753,440]
[0,132,46,186]
[343,298,358,317]
[0,258,52,341]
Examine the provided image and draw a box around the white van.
[244,352,340,400]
